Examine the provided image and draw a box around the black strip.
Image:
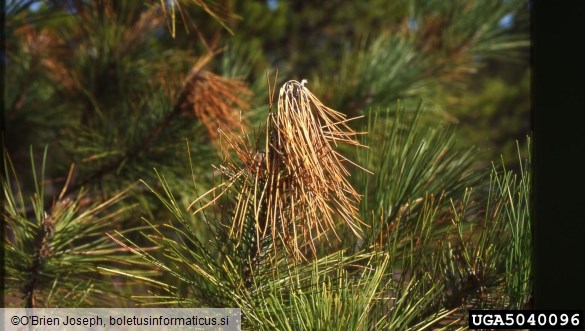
[532,0,585,313]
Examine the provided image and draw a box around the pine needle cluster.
[193,79,367,259]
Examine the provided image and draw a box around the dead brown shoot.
[179,62,251,139]
[190,79,368,260]
[266,80,368,257]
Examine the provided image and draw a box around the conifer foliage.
[3,0,531,329]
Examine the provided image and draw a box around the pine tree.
[3,0,531,329]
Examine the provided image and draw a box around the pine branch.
[23,208,56,308]
[3,148,148,307]
[66,86,187,194]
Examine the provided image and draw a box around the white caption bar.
[3,308,241,331]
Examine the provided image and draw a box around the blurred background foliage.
[3,0,530,327]
[4,0,530,186]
